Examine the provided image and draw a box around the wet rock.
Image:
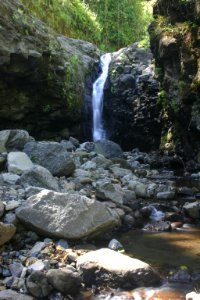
[26,271,53,298]
[94,140,123,159]
[0,223,16,246]
[140,206,153,219]
[143,221,172,232]
[183,202,200,219]
[47,268,82,295]
[104,45,161,151]
[168,268,191,284]
[16,189,120,239]
[7,152,33,175]
[24,141,75,176]
[123,214,136,229]
[156,191,175,200]
[19,165,59,191]
[77,248,161,289]
[108,239,124,251]
[0,130,31,152]
[0,290,34,300]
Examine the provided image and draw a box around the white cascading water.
[149,206,165,221]
[92,53,112,141]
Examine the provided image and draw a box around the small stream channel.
[77,175,200,300]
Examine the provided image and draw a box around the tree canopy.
[21,0,153,50]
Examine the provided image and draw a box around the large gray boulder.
[0,130,31,152]
[7,151,33,175]
[23,141,75,176]
[77,248,161,289]
[16,190,120,239]
[94,140,123,159]
[18,165,59,191]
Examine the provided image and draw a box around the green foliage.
[63,54,83,111]
[21,0,154,51]
[84,0,154,50]
[21,0,101,45]
[170,98,181,113]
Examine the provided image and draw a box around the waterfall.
[92,53,112,141]
[149,206,165,221]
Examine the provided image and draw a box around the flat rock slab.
[16,190,120,239]
[77,248,161,289]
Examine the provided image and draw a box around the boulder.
[128,181,148,198]
[0,222,16,246]
[96,182,124,204]
[23,141,75,176]
[0,290,34,300]
[2,173,20,185]
[94,140,123,159]
[26,271,53,298]
[156,191,175,200]
[18,165,59,191]
[7,152,33,175]
[110,166,132,178]
[16,190,120,239]
[60,140,76,152]
[183,202,200,219]
[77,248,161,289]
[47,268,82,295]
[0,130,31,152]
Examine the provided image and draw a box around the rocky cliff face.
[0,0,100,140]
[104,44,162,151]
[149,0,200,161]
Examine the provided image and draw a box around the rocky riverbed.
[0,129,200,299]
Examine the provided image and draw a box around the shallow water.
[117,228,200,271]
[78,228,200,300]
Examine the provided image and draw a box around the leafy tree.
[83,0,153,50]
[21,0,153,51]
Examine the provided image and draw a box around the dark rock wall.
[0,0,100,140]
[104,44,162,151]
[149,0,200,160]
